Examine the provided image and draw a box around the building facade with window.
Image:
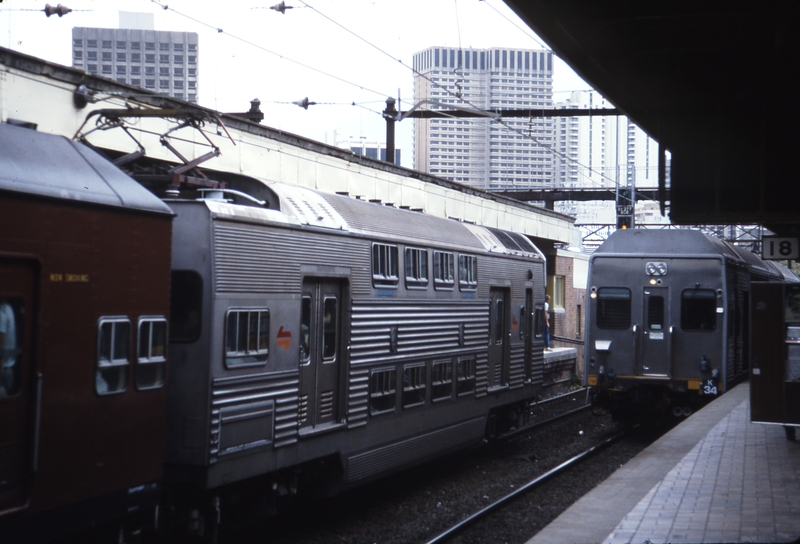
[72,13,198,103]
[336,137,401,165]
[412,47,554,190]
[553,90,662,223]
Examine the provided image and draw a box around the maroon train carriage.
[0,121,173,542]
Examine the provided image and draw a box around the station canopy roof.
[506,1,800,236]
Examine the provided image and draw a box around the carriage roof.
[0,122,172,216]
[593,228,793,282]
[594,229,742,260]
[201,180,544,260]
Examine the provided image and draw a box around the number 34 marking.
[702,379,718,395]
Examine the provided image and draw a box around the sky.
[0,0,592,168]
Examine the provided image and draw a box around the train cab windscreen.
[596,287,631,330]
[681,289,717,331]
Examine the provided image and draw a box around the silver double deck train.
[584,228,797,424]
[163,180,550,527]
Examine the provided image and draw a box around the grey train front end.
[584,229,785,423]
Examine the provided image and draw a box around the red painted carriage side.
[0,122,173,541]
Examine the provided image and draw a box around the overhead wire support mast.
[381,101,620,165]
[396,106,620,120]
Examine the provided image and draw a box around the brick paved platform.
[528,382,800,543]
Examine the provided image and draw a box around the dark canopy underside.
[506,1,800,236]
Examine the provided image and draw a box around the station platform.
[528,382,800,543]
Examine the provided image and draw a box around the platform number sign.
[762,237,799,260]
[702,379,718,396]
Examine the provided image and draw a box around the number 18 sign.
[762,236,799,260]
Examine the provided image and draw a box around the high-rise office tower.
[72,12,198,103]
[553,90,663,223]
[412,47,554,190]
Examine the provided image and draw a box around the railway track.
[499,387,591,440]
[233,391,632,544]
[423,428,628,544]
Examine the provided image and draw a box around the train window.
[170,271,202,343]
[322,297,337,361]
[369,368,396,415]
[372,243,399,288]
[681,289,717,332]
[431,360,453,402]
[458,255,478,291]
[0,298,23,398]
[403,364,427,408]
[225,309,270,367]
[433,251,455,290]
[96,318,131,396]
[405,247,429,289]
[456,357,476,395]
[300,296,311,363]
[647,296,664,330]
[596,288,631,330]
[136,317,167,390]
[551,276,565,308]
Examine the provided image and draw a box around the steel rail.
[424,429,627,544]
[499,388,590,441]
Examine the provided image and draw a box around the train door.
[299,279,343,429]
[733,286,749,375]
[489,288,510,387]
[523,289,533,381]
[640,286,671,376]
[0,261,35,512]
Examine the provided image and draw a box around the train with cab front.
[584,228,798,424]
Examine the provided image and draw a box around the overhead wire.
[148,0,393,101]
[296,0,490,116]
[296,0,652,202]
[147,0,657,205]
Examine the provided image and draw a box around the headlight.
[646,261,668,276]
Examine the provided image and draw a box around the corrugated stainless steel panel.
[509,344,526,388]
[209,372,300,460]
[213,223,371,296]
[274,396,300,446]
[347,367,370,428]
[530,352,544,386]
[478,257,534,299]
[475,353,490,397]
[319,390,334,418]
[350,300,489,365]
[297,394,309,426]
[346,417,486,482]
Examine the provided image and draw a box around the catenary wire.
[144,0,656,205]
[148,0,393,101]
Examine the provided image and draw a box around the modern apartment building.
[553,90,662,222]
[412,47,554,190]
[72,13,198,103]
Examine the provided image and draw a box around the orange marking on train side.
[277,326,292,351]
